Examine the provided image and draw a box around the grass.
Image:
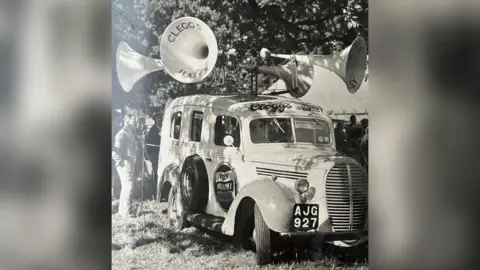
[112,200,368,270]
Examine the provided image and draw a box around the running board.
[185,213,225,233]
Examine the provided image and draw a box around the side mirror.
[223,135,234,147]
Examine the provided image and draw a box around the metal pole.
[138,108,145,218]
[292,56,298,98]
[140,134,145,215]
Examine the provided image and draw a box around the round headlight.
[295,179,309,194]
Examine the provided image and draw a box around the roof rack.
[265,90,290,96]
[329,112,369,116]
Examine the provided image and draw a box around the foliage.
[112,0,368,113]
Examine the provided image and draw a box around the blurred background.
[371,0,480,269]
[0,0,111,269]
[1,0,480,269]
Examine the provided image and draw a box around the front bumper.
[279,230,368,242]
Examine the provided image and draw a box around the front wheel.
[254,204,274,265]
[167,186,188,231]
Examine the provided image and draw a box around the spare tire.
[179,155,209,213]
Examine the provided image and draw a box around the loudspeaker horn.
[116,42,165,92]
[115,17,218,92]
[257,53,314,98]
[309,36,367,94]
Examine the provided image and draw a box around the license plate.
[293,204,319,231]
[215,181,234,191]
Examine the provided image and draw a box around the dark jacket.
[361,130,368,158]
[346,124,362,149]
[146,125,161,161]
[334,128,346,151]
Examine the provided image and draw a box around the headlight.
[295,178,309,194]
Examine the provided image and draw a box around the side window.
[170,112,182,139]
[190,111,203,142]
[214,115,240,147]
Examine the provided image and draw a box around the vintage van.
[155,94,368,265]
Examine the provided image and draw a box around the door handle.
[206,157,212,161]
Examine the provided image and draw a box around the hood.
[245,144,352,171]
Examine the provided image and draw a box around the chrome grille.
[325,162,367,232]
[256,167,308,180]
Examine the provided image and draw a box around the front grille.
[256,167,308,180]
[325,162,367,233]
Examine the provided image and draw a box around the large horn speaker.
[259,36,368,96]
[116,42,165,92]
[310,36,367,94]
[115,17,218,92]
[257,53,314,98]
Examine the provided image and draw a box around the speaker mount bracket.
[238,63,260,96]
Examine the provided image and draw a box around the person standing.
[360,118,369,169]
[346,115,359,148]
[361,127,368,165]
[137,117,148,138]
[145,113,162,199]
[345,114,364,165]
[112,114,139,217]
[134,116,148,183]
[334,121,347,152]
[360,118,369,137]
[112,110,124,200]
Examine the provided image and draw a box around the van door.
[157,98,175,171]
[159,106,185,175]
[203,108,244,216]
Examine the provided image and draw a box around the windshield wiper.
[267,112,285,134]
[312,118,325,128]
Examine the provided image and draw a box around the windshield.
[249,117,331,145]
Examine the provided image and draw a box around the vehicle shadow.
[127,209,367,266]
[164,224,367,266]
[131,222,238,256]
[272,241,368,266]
[324,242,368,263]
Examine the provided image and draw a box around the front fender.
[157,164,181,201]
[168,166,181,187]
[222,177,295,235]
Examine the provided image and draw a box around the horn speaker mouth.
[192,43,209,59]
[159,17,218,84]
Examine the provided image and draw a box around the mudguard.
[222,177,295,236]
[167,165,181,187]
[158,164,181,197]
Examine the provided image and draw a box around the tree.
[112,0,150,113]
[112,0,368,113]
